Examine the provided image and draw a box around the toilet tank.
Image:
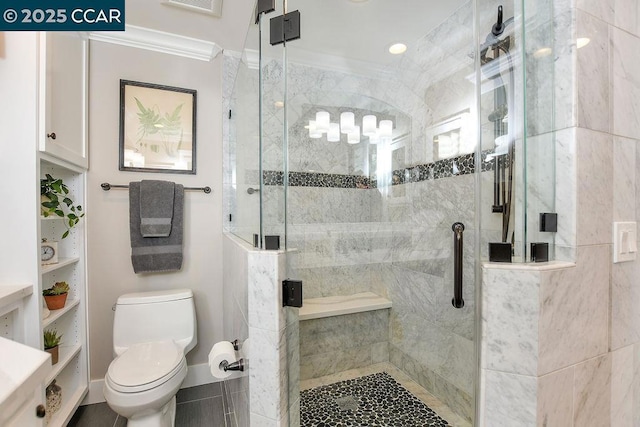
[113,289,197,356]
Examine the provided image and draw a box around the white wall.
[87,40,224,381]
[0,33,41,347]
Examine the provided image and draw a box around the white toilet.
[103,289,197,427]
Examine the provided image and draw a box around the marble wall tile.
[555,127,577,256]
[577,0,614,24]
[300,345,373,380]
[288,398,300,427]
[249,413,278,427]
[553,9,578,131]
[389,310,475,395]
[391,344,472,422]
[573,354,612,427]
[611,345,634,427]
[292,265,359,298]
[482,268,540,376]
[612,27,640,140]
[633,343,640,426]
[482,370,537,427]
[299,310,389,357]
[525,2,555,136]
[610,257,640,350]
[637,138,640,220]
[371,342,389,364]
[248,252,283,333]
[525,133,556,247]
[538,245,609,374]
[249,327,287,421]
[576,128,613,246]
[537,366,574,427]
[615,0,640,39]
[613,137,637,221]
[432,371,473,423]
[576,9,610,133]
[388,257,475,342]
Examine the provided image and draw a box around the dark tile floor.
[301,372,450,427]
[68,382,236,427]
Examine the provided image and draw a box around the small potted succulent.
[43,281,70,310]
[44,329,63,365]
[41,174,84,239]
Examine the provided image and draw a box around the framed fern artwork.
[119,80,197,174]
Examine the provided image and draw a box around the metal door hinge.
[283,279,303,307]
[255,0,275,24]
[270,10,301,46]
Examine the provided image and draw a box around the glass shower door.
[283,1,481,425]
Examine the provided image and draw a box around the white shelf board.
[41,257,80,275]
[299,292,392,321]
[40,216,63,221]
[46,383,88,427]
[43,299,79,328]
[45,344,81,385]
[0,284,32,310]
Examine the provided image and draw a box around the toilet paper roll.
[208,341,236,380]
[241,338,250,360]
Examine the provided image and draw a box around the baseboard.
[183,362,219,388]
[82,362,218,406]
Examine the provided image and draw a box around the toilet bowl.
[103,289,197,426]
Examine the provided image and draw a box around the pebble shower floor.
[300,372,450,426]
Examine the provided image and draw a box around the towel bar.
[101,183,212,194]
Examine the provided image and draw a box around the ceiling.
[280,0,468,67]
[124,0,256,52]
[124,0,469,66]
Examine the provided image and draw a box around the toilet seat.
[106,341,184,393]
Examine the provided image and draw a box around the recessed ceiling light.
[577,37,590,49]
[388,43,407,55]
[274,101,284,108]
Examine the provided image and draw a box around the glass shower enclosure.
[224,0,555,424]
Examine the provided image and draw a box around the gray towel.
[129,182,184,273]
[140,180,175,237]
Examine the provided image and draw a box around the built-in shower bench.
[299,292,392,321]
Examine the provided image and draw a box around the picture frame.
[119,79,197,174]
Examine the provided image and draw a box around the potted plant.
[43,329,62,365]
[41,174,84,239]
[43,281,70,310]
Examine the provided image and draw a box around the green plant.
[134,98,184,157]
[41,174,84,238]
[42,281,69,296]
[43,329,62,350]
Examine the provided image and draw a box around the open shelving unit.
[39,156,88,426]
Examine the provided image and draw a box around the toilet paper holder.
[230,339,239,351]
[220,359,245,372]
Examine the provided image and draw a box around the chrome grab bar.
[452,222,465,309]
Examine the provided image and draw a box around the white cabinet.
[0,32,89,427]
[0,307,49,427]
[38,32,88,169]
[38,158,88,426]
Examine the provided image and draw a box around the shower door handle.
[452,222,465,309]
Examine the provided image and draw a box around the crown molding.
[89,25,221,61]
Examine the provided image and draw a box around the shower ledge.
[299,292,392,321]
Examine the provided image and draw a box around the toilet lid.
[108,341,182,388]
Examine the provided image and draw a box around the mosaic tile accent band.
[263,170,373,189]
[263,150,500,189]
[301,372,450,426]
